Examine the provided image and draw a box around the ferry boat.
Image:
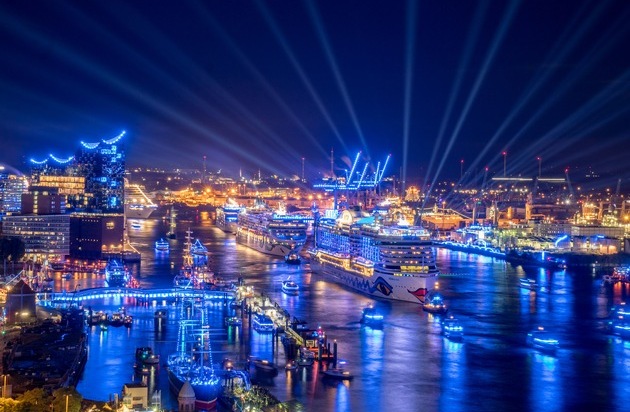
[216,199,242,233]
[236,201,308,257]
[281,278,300,294]
[105,260,130,287]
[108,312,124,327]
[310,207,439,304]
[167,300,220,411]
[155,238,170,252]
[252,313,275,333]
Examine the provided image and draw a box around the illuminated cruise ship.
[124,179,157,219]
[309,207,439,304]
[236,202,308,257]
[215,198,243,233]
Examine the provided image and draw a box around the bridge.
[36,287,236,306]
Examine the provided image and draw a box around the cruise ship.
[309,207,439,304]
[215,198,243,233]
[236,202,308,257]
[124,179,158,219]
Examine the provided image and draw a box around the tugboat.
[423,292,448,315]
[360,305,384,328]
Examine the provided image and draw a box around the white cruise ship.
[236,202,308,257]
[309,207,439,304]
[124,180,157,219]
[216,198,243,233]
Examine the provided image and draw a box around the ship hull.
[216,221,238,234]
[236,231,304,257]
[167,368,218,410]
[310,259,437,304]
[125,204,157,219]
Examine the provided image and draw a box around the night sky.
[1,1,629,183]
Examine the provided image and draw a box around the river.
[72,214,630,411]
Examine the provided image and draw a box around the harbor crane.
[565,168,574,202]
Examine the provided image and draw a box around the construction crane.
[610,178,622,215]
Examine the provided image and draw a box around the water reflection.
[72,219,630,411]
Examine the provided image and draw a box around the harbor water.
[72,215,630,411]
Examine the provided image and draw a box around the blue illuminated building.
[30,131,126,213]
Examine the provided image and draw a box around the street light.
[502,151,507,177]
[65,394,69,412]
[537,156,541,177]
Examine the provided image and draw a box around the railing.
[36,287,235,305]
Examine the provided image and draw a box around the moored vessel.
[216,198,242,233]
[310,206,439,304]
[236,200,308,257]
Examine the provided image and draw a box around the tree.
[16,388,51,412]
[51,388,82,412]
[0,237,25,276]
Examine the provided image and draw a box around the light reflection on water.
[73,219,630,411]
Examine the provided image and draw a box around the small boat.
[296,347,315,366]
[109,312,124,327]
[360,305,384,327]
[281,278,299,294]
[252,359,278,376]
[225,316,242,327]
[285,360,298,371]
[526,327,559,353]
[123,315,133,328]
[285,251,301,265]
[136,347,160,365]
[519,278,538,290]
[155,238,170,252]
[423,293,448,315]
[322,368,354,380]
[252,313,275,333]
[441,316,464,341]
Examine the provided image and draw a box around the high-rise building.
[1,214,70,261]
[0,166,28,214]
[69,213,124,260]
[21,187,66,215]
[29,131,126,213]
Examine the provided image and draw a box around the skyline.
[1,1,630,183]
